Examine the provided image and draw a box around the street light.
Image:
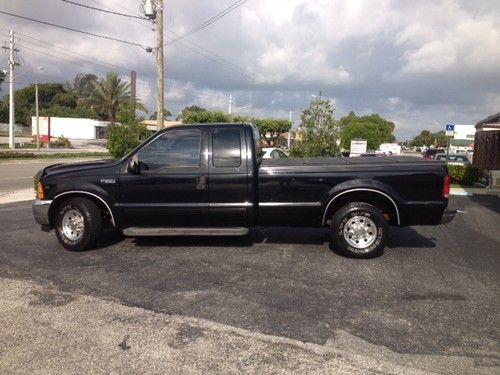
[6,65,44,149]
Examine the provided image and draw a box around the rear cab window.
[212,128,241,167]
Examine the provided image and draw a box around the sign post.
[445,124,455,161]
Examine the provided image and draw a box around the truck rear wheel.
[330,202,388,258]
[55,197,102,251]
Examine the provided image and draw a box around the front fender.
[49,183,118,228]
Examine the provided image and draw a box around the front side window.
[212,129,241,167]
[138,129,201,171]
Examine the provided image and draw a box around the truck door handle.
[196,175,208,190]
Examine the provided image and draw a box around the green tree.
[252,118,291,147]
[410,130,447,148]
[433,131,447,147]
[290,96,340,157]
[68,73,98,99]
[149,109,172,120]
[107,101,150,157]
[4,83,66,124]
[90,72,130,121]
[0,70,5,92]
[181,108,232,123]
[339,112,396,150]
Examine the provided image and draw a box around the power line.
[164,0,248,46]
[83,0,253,80]
[0,10,148,48]
[18,43,109,74]
[61,0,148,20]
[15,31,130,73]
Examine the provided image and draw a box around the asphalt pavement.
[0,159,103,193]
[0,195,499,373]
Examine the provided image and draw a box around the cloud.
[1,0,499,140]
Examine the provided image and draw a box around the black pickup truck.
[33,123,455,258]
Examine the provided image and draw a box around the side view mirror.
[127,154,140,175]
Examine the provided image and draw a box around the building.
[450,124,475,153]
[473,113,500,171]
[31,116,110,141]
[140,119,182,132]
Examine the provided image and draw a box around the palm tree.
[90,72,130,121]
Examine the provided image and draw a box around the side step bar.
[123,227,249,237]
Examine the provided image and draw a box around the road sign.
[445,124,455,137]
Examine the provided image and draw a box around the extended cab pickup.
[33,123,455,258]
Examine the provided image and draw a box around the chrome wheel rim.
[343,215,377,251]
[61,209,85,241]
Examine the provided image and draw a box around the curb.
[450,188,500,197]
[0,188,34,205]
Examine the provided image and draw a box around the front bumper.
[441,209,457,224]
[32,199,53,227]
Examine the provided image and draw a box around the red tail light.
[443,175,450,199]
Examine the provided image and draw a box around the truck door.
[118,127,209,228]
[208,127,251,227]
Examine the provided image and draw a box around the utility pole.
[35,81,39,150]
[155,0,164,130]
[130,70,137,108]
[8,30,16,149]
[228,93,232,114]
[288,110,292,149]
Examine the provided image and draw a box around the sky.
[0,0,499,140]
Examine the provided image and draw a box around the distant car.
[423,148,446,159]
[262,147,288,159]
[435,153,471,166]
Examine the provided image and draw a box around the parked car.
[423,148,446,159]
[33,123,455,258]
[262,147,288,159]
[435,153,471,166]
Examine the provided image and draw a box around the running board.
[123,227,249,237]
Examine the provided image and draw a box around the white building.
[452,124,476,141]
[450,124,475,153]
[31,116,110,141]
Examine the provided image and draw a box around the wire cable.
[164,0,247,46]
[18,42,109,74]
[61,0,149,20]
[15,31,130,73]
[0,10,148,48]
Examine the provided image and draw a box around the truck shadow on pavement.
[131,227,328,248]
[128,226,436,255]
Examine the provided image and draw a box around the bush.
[106,123,150,158]
[447,164,483,185]
[49,136,72,148]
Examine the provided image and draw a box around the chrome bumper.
[441,209,457,225]
[32,199,53,227]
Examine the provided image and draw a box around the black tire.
[330,202,388,258]
[54,197,103,251]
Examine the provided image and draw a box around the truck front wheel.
[55,197,102,251]
[330,202,388,258]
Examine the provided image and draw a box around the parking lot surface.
[0,196,499,373]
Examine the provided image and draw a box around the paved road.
[0,196,499,373]
[0,159,102,193]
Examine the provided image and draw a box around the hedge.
[0,151,110,159]
[447,164,483,186]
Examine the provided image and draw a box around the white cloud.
[1,0,500,140]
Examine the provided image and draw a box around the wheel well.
[49,193,114,228]
[323,190,399,226]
